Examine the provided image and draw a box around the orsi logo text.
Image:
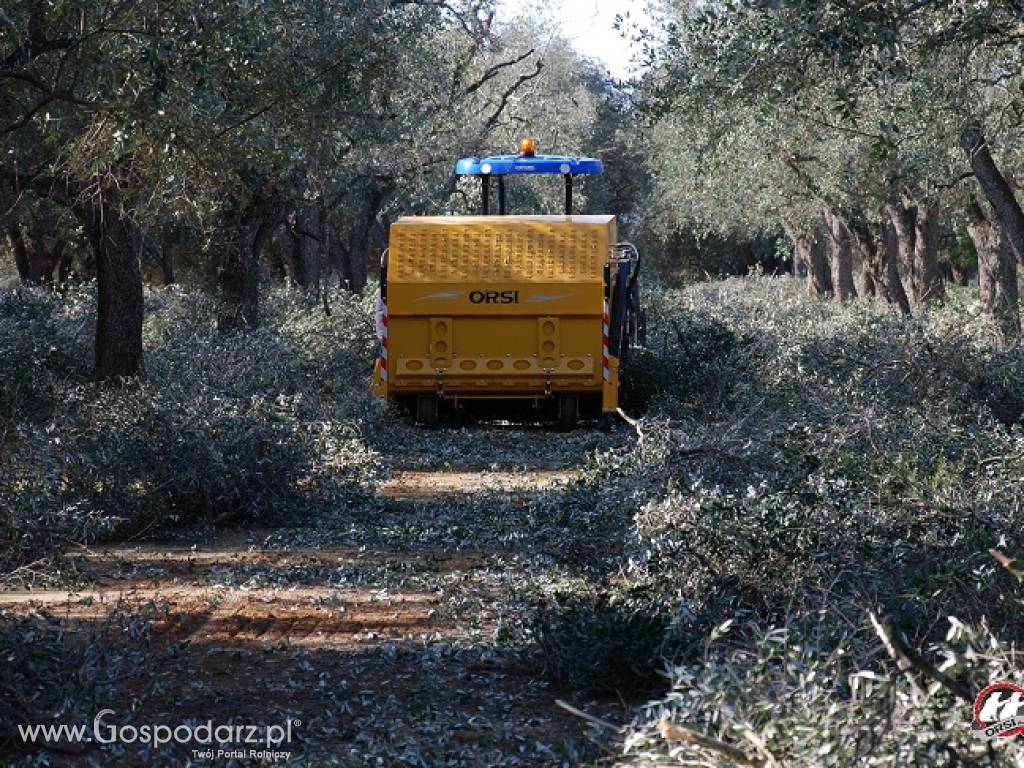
[469,290,519,304]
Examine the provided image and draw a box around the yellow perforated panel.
[377,214,621,411]
[388,215,614,283]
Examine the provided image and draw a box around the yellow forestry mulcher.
[372,140,644,427]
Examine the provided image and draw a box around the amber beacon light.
[518,137,536,156]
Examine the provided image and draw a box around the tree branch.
[483,60,543,130]
[463,48,536,95]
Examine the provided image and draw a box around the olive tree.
[640,0,1023,339]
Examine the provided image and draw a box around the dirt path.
[2,423,629,766]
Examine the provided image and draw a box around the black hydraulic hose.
[626,248,641,293]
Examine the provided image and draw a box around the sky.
[494,0,653,80]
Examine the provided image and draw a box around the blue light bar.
[455,154,603,176]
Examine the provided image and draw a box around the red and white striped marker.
[601,299,610,382]
[376,296,388,382]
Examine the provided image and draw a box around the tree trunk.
[55,239,73,286]
[967,202,1020,346]
[950,263,971,286]
[284,226,300,286]
[790,235,806,280]
[159,226,178,286]
[332,221,353,289]
[50,238,67,286]
[267,225,290,282]
[806,233,832,298]
[7,223,30,281]
[850,219,912,316]
[911,204,945,305]
[317,201,330,290]
[160,247,175,285]
[220,204,273,329]
[339,185,391,292]
[885,201,917,280]
[77,195,145,380]
[790,230,812,285]
[882,224,913,316]
[823,211,857,301]
[886,200,944,307]
[28,207,50,283]
[860,260,877,297]
[961,126,1024,264]
[291,203,322,291]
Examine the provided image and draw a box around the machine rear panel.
[376,215,619,406]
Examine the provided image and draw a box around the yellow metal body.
[372,214,619,411]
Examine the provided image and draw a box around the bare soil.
[2,425,627,766]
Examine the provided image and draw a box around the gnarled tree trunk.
[888,202,942,311]
[331,220,352,289]
[806,233,832,298]
[967,200,1020,346]
[886,200,945,307]
[290,202,323,292]
[860,260,877,297]
[885,201,916,281]
[823,210,856,301]
[882,223,913,316]
[29,201,71,284]
[160,225,180,286]
[6,222,30,281]
[54,239,72,286]
[911,204,945,305]
[961,127,1024,264]
[219,197,277,329]
[785,224,831,297]
[28,206,51,283]
[850,219,912,316]
[790,235,806,280]
[336,184,392,292]
[950,262,971,286]
[76,193,145,380]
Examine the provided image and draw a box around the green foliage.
[630,0,1024,273]
[3,275,1024,764]
[1,1,615,300]
[0,288,86,423]
[534,277,1024,764]
[0,607,157,756]
[951,227,980,273]
[0,284,380,572]
[623,618,1018,767]
[620,306,743,413]
[529,585,673,694]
